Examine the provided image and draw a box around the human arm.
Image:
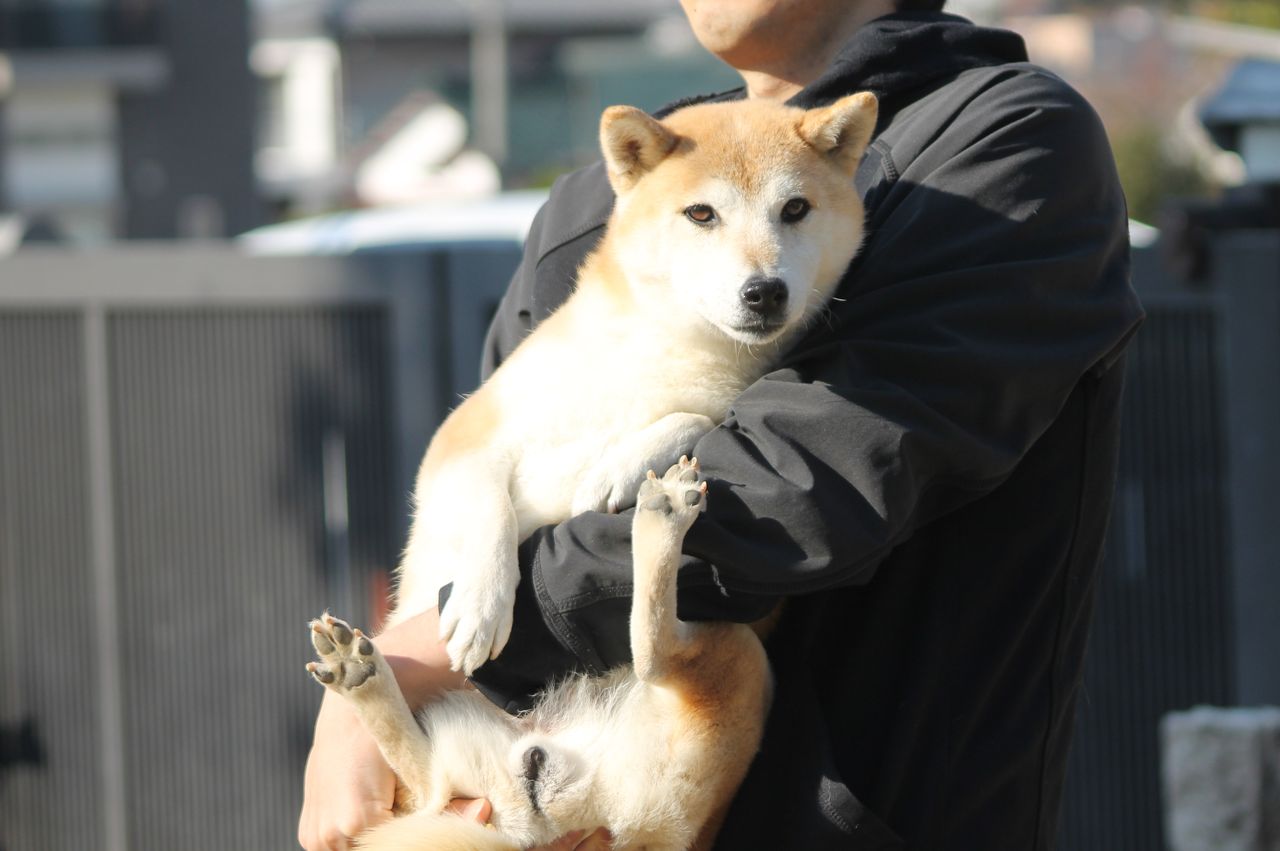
[298,608,465,851]
[297,610,613,850]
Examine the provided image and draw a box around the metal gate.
[1058,293,1234,850]
[0,245,518,850]
[1059,233,1280,849]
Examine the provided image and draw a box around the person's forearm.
[373,607,468,708]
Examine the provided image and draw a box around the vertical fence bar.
[470,0,508,166]
[1217,231,1280,707]
[323,429,353,617]
[83,305,128,851]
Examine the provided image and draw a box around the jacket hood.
[790,12,1028,117]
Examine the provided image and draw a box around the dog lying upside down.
[308,91,878,850]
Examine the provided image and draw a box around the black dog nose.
[522,746,547,781]
[740,277,788,317]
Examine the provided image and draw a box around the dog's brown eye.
[684,204,717,225]
[781,198,811,223]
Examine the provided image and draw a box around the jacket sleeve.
[480,162,614,381]
[468,69,1144,712]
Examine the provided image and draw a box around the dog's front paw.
[438,573,517,676]
[635,455,707,536]
[306,613,388,696]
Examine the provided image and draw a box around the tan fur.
[312,93,878,850]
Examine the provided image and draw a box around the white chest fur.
[492,307,757,534]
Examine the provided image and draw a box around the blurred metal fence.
[1,231,1278,849]
[0,244,518,850]
[1059,232,1280,850]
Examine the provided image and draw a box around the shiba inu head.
[598,93,877,346]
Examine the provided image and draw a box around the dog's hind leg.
[628,461,771,850]
[628,456,707,682]
[307,614,437,805]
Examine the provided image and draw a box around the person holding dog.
[298,0,1143,848]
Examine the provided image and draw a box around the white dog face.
[626,173,857,346]
[600,94,877,347]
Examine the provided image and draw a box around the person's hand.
[298,608,467,850]
[450,797,613,850]
[297,693,396,850]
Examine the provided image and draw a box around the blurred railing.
[1059,231,1280,851]
[0,243,519,850]
[0,229,1277,848]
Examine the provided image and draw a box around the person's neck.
[741,1,897,101]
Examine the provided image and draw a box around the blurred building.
[0,0,744,238]
[254,0,740,217]
[1004,6,1280,192]
[0,0,261,242]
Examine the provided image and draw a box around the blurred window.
[0,0,161,49]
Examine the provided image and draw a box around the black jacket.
[466,12,1144,850]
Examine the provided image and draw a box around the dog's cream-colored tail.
[355,811,520,851]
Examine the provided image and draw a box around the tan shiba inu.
[308,91,878,850]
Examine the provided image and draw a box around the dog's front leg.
[392,461,522,676]
[430,470,522,676]
[307,614,438,808]
[571,412,714,515]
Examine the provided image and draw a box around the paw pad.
[306,614,380,692]
[636,455,708,523]
[643,493,674,514]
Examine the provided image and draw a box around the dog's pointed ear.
[798,92,879,174]
[600,106,678,192]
